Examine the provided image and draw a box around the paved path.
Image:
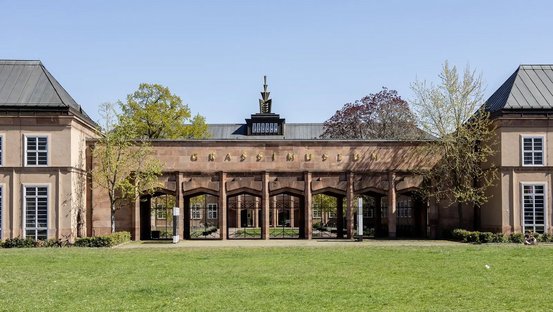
[118,239,462,249]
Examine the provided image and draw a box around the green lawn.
[1,245,552,311]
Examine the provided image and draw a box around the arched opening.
[187,194,220,239]
[139,191,176,240]
[311,194,344,239]
[269,193,302,239]
[227,194,262,239]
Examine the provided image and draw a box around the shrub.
[452,229,469,242]
[2,237,35,248]
[74,231,131,248]
[478,232,494,244]
[540,233,553,243]
[492,233,508,243]
[509,233,524,244]
[452,229,509,244]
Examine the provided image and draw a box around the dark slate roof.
[208,123,324,139]
[485,65,553,113]
[0,60,96,126]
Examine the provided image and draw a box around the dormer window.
[522,136,545,166]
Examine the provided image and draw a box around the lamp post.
[173,207,180,243]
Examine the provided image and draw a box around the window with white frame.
[155,205,167,220]
[207,203,218,220]
[522,184,546,233]
[522,136,544,166]
[191,204,201,220]
[25,186,48,240]
[312,203,321,218]
[26,136,48,166]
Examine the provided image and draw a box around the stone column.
[218,172,227,240]
[262,172,270,239]
[237,195,242,229]
[336,196,344,238]
[254,198,259,228]
[176,172,184,241]
[290,197,295,227]
[272,196,277,227]
[387,172,397,238]
[304,172,313,239]
[346,172,354,239]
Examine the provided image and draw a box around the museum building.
[0,60,551,241]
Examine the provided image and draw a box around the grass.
[1,245,553,311]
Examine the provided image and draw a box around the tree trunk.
[111,203,116,233]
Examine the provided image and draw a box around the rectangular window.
[522,136,544,166]
[207,203,218,220]
[26,136,48,166]
[397,198,412,218]
[25,186,48,240]
[191,204,201,220]
[522,184,546,233]
[155,206,167,220]
[313,208,321,219]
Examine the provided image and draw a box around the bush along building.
[0,60,551,241]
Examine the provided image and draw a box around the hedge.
[452,229,553,244]
[1,237,71,248]
[74,231,131,247]
[0,232,131,248]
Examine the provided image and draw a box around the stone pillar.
[336,196,344,238]
[387,172,397,239]
[304,172,313,239]
[218,172,227,240]
[237,195,242,228]
[272,196,277,227]
[290,197,295,227]
[262,172,270,239]
[346,172,354,239]
[133,195,140,241]
[176,172,184,241]
[254,198,259,228]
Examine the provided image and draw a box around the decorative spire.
[259,75,272,114]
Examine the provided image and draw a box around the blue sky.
[2,0,553,123]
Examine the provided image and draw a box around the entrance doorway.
[227,194,262,239]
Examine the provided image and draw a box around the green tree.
[92,103,163,233]
[118,83,209,139]
[410,62,498,228]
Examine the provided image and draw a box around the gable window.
[25,136,48,166]
[207,204,218,220]
[24,186,48,240]
[522,184,546,234]
[522,136,544,166]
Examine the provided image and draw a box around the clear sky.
[2,0,553,124]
